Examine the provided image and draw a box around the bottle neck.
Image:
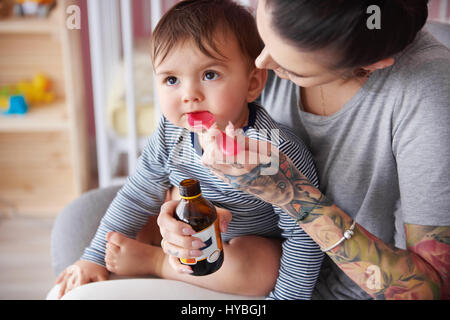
[180,193,202,200]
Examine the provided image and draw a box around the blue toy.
[2,95,28,115]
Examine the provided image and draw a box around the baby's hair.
[151,0,263,69]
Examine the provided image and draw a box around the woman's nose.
[255,47,276,70]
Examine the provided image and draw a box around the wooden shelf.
[0,130,75,218]
[0,0,90,217]
[0,100,69,132]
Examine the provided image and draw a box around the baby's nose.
[183,95,201,104]
[182,84,204,104]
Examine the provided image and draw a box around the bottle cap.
[179,179,202,199]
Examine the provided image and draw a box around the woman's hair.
[151,0,263,69]
[264,0,429,71]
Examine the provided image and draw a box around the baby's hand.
[55,259,108,299]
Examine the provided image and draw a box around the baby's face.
[154,33,253,131]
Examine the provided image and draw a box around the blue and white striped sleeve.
[267,133,323,299]
[81,117,172,267]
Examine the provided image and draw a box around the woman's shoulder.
[389,29,450,86]
[381,31,450,145]
[372,29,450,122]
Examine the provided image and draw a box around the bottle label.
[180,220,223,265]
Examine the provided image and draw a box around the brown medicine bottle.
[175,179,224,276]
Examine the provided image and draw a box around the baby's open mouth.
[187,111,215,130]
[186,111,240,156]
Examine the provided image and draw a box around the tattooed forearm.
[276,153,449,299]
[223,159,296,206]
[277,152,334,223]
[321,222,447,299]
[405,225,449,299]
[220,151,448,299]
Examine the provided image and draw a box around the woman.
[159,0,449,299]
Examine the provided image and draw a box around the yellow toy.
[0,73,54,110]
[16,73,54,105]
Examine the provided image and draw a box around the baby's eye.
[165,76,179,86]
[203,71,219,81]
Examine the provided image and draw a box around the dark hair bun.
[266,0,429,70]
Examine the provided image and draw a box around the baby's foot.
[105,232,163,276]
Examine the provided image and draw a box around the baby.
[56,0,323,300]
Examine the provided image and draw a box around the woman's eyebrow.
[272,57,312,78]
[280,66,312,78]
[285,69,310,78]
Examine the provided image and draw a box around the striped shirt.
[81,103,324,300]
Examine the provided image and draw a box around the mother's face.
[255,0,343,88]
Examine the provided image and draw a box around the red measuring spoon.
[188,111,241,156]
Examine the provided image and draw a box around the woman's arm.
[209,150,449,300]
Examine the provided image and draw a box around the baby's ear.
[247,68,267,103]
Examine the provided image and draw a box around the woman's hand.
[200,122,301,207]
[156,200,232,273]
[55,259,109,299]
[200,122,326,224]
